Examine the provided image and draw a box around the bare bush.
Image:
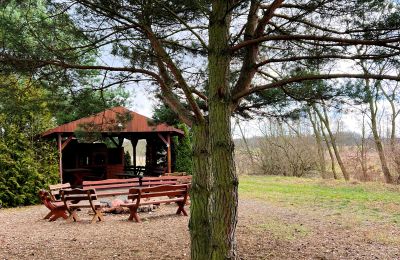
[255,135,319,177]
[235,119,319,177]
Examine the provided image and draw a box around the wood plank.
[82,178,139,186]
[121,184,189,222]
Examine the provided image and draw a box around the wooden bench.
[49,183,71,201]
[121,184,190,222]
[145,176,192,185]
[61,188,104,224]
[82,176,192,198]
[38,189,68,222]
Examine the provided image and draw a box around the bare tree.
[307,106,327,178]
[358,60,394,183]
[312,103,349,180]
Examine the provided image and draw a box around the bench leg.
[67,210,80,222]
[176,202,188,216]
[91,210,104,224]
[128,207,141,222]
[49,210,68,222]
[44,211,53,220]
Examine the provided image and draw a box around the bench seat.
[121,184,190,222]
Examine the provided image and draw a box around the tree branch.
[231,35,400,53]
[0,55,163,79]
[255,52,400,68]
[232,73,400,101]
[144,26,205,123]
[155,0,208,50]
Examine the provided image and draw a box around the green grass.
[239,175,400,225]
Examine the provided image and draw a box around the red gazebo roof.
[42,106,184,138]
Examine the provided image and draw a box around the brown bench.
[38,189,68,221]
[82,176,192,198]
[82,178,141,197]
[61,188,104,224]
[49,183,71,201]
[142,176,192,184]
[121,184,190,222]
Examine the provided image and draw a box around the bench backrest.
[61,188,97,202]
[82,176,192,191]
[82,178,139,186]
[82,178,141,191]
[127,184,189,201]
[141,176,192,184]
[49,183,71,201]
[61,188,99,211]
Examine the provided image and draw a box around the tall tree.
[312,102,350,180]
[307,107,327,177]
[2,1,400,258]
[0,76,59,207]
[48,86,130,125]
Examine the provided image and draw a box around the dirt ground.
[1,199,400,260]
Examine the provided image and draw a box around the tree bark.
[208,1,239,259]
[190,121,212,259]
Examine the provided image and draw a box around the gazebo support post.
[57,133,63,183]
[167,134,171,175]
[157,133,171,175]
[131,138,138,174]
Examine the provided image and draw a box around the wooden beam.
[158,133,171,175]
[118,136,124,147]
[61,136,73,151]
[157,133,168,146]
[131,138,138,170]
[57,134,63,183]
[108,136,119,147]
[167,134,171,175]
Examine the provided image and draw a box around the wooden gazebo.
[42,106,184,184]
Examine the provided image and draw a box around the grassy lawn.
[239,175,400,225]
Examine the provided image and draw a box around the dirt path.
[0,199,399,259]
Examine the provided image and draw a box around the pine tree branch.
[232,73,400,101]
[231,35,400,53]
[255,52,400,67]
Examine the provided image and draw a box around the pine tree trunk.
[190,121,212,259]
[208,1,239,259]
